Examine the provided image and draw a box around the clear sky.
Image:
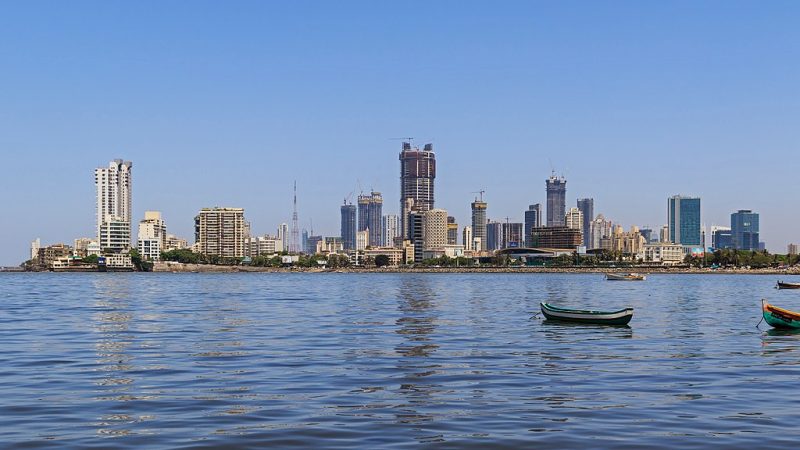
[1,1,799,265]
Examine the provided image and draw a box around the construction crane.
[471,190,486,202]
[343,191,353,205]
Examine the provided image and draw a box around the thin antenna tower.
[290,180,300,253]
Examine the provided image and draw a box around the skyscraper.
[576,198,594,248]
[407,210,425,262]
[565,207,584,232]
[731,210,759,251]
[357,191,383,248]
[502,221,524,248]
[471,197,487,251]
[340,202,357,250]
[667,195,701,246]
[367,192,383,247]
[399,142,436,238]
[524,204,542,247]
[546,174,567,227]
[95,159,133,252]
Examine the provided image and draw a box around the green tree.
[374,254,390,267]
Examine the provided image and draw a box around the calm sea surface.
[3,273,800,449]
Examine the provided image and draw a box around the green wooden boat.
[540,302,634,326]
[762,300,800,329]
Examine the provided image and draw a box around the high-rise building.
[340,203,357,250]
[408,210,425,262]
[576,198,593,247]
[399,142,436,237]
[278,223,289,250]
[667,195,701,246]
[546,173,567,227]
[137,211,167,261]
[301,229,309,254]
[382,214,400,247]
[502,222,524,248]
[486,220,502,251]
[731,210,759,251]
[367,192,383,247]
[357,191,383,248]
[711,226,732,250]
[447,216,458,246]
[423,209,448,250]
[471,197,487,251]
[589,214,613,250]
[524,204,542,247]
[788,244,798,256]
[195,207,248,258]
[565,207,584,231]
[463,226,473,251]
[95,159,133,252]
[30,238,40,261]
[306,235,323,254]
[660,225,670,243]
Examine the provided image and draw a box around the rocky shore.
[153,261,800,275]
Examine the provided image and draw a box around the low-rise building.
[99,253,135,271]
[364,247,405,266]
[37,244,72,270]
[644,243,684,265]
[246,235,283,257]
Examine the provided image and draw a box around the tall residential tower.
[399,142,436,237]
[95,159,133,252]
[546,174,567,227]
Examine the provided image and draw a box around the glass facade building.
[731,210,759,251]
[668,196,701,246]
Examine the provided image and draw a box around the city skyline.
[2,2,800,264]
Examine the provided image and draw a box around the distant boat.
[606,273,646,281]
[776,281,800,290]
[762,300,800,329]
[540,302,634,326]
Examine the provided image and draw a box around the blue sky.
[1,1,799,264]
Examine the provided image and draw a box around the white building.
[99,219,132,253]
[644,243,684,265]
[137,211,167,261]
[30,238,40,261]
[246,235,283,256]
[164,234,189,251]
[565,207,584,231]
[278,223,289,251]
[73,237,95,258]
[589,214,613,250]
[462,226,473,251]
[95,159,133,252]
[356,230,369,251]
[382,214,400,247]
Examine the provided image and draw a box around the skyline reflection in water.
[2,272,800,448]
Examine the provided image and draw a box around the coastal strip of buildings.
[26,145,785,271]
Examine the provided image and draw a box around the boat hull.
[606,273,646,281]
[540,303,633,326]
[777,282,800,290]
[763,301,800,329]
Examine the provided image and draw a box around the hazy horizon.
[2,1,799,265]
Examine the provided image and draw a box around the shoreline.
[146,262,800,275]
